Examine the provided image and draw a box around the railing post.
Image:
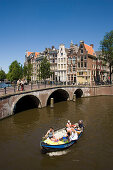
[14,85,16,93]
[39,81,40,89]
[31,82,32,90]
[37,80,38,87]
[45,80,46,88]
[4,87,6,94]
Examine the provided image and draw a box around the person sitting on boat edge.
[45,127,54,139]
[78,120,84,131]
[66,120,72,128]
[66,120,72,132]
[66,128,78,142]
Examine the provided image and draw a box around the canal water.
[0,96,113,170]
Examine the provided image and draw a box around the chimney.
[80,40,84,44]
[90,44,94,48]
[52,46,55,50]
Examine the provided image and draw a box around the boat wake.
[47,150,70,157]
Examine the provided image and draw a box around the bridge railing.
[0,81,62,96]
[0,81,112,97]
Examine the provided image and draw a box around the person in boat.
[78,120,84,130]
[67,128,78,142]
[66,132,71,142]
[66,120,72,128]
[66,120,72,134]
[45,127,55,139]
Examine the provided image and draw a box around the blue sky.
[0,0,113,73]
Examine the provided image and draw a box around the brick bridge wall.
[0,85,113,120]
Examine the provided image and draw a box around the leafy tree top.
[23,63,33,81]
[7,60,23,81]
[40,57,51,80]
[0,69,6,81]
[100,30,113,64]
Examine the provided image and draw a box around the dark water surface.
[0,96,113,170]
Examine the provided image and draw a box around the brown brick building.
[67,42,78,84]
[76,41,97,85]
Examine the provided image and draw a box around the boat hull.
[40,132,82,153]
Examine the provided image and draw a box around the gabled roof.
[84,44,96,56]
[27,52,40,58]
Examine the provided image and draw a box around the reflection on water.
[0,96,113,170]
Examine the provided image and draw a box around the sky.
[0,0,113,73]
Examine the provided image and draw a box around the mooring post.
[50,98,54,108]
[67,97,70,101]
[73,94,76,102]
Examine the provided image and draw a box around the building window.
[78,62,80,68]
[84,55,87,60]
[68,57,71,64]
[71,75,73,81]
[79,72,83,75]
[84,62,87,67]
[72,56,76,64]
[81,62,83,67]
[81,56,83,61]
[61,64,63,69]
[73,66,75,72]
[81,49,83,53]
[61,53,63,56]
[68,66,71,72]
[61,58,63,62]
[77,56,80,60]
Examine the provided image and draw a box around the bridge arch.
[74,89,83,98]
[12,94,41,114]
[47,89,69,105]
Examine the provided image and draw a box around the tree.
[7,60,23,82]
[100,30,113,84]
[40,57,51,81]
[0,69,6,81]
[23,63,33,82]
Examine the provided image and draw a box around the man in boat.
[78,120,84,131]
[45,127,55,139]
[66,128,78,142]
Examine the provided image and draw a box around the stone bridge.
[0,85,113,120]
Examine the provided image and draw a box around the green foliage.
[0,69,6,81]
[100,30,113,83]
[23,63,33,81]
[7,60,23,82]
[100,30,113,63]
[40,57,51,80]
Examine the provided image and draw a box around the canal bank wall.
[0,85,113,120]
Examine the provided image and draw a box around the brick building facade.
[25,41,110,85]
